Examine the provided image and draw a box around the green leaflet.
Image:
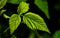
[35,0,50,19]
[52,30,60,38]
[7,0,27,4]
[0,0,7,9]
[3,14,10,18]
[23,12,50,33]
[17,2,29,15]
[7,0,19,4]
[9,14,21,34]
[0,10,6,15]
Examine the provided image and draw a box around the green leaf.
[23,12,50,33]
[52,30,60,38]
[3,14,10,18]
[17,2,29,15]
[7,0,19,4]
[35,0,50,19]
[0,10,6,15]
[7,0,27,4]
[0,0,7,9]
[9,14,21,34]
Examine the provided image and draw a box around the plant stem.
[3,27,9,33]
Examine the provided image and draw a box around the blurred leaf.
[52,30,60,38]
[0,36,1,38]
[54,3,60,10]
[0,0,7,9]
[0,10,6,15]
[11,35,17,38]
[7,0,19,4]
[37,33,50,38]
[23,12,50,33]
[3,14,10,18]
[28,31,35,38]
[43,33,50,38]
[17,2,29,15]
[54,0,60,10]
[9,14,21,34]
[7,0,27,4]
[28,30,50,38]
[55,5,60,10]
[35,0,50,19]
